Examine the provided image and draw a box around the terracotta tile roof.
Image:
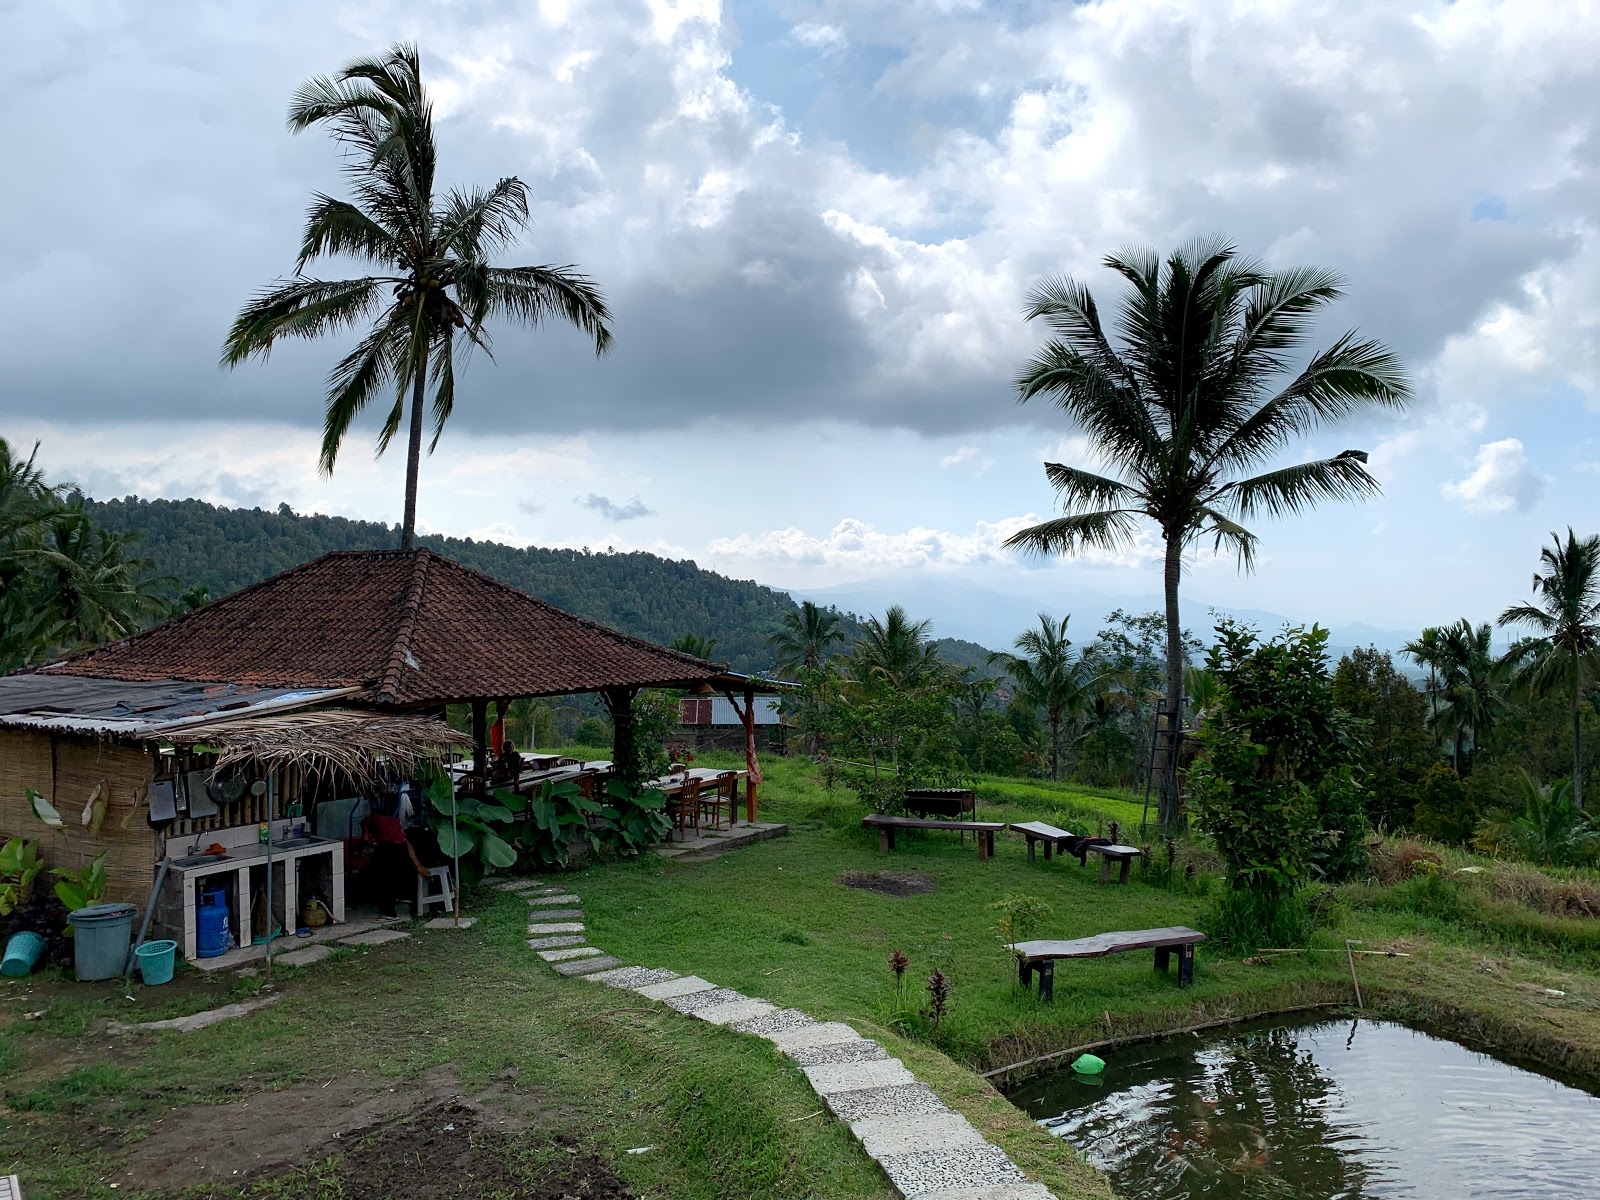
[42,549,723,705]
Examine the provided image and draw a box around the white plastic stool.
[415,865,453,916]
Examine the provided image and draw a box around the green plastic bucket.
[68,902,137,981]
[134,939,178,986]
[2,931,46,977]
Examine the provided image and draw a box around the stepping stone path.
[339,929,410,947]
[517,879,1057,1200]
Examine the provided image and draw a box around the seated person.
[491,739,524,784]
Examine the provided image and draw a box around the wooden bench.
[1012,820,1075,862]
[862,814,1007,860]
[1012,927,1204,1000]
[1085,842,1142,884]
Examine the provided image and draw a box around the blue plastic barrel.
[196,889,231,958]
[2,931,46,977]
[68,902,138,981]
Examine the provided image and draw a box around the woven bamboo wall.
[0,729,159,904]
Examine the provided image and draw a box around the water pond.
[1008,1014,1600,1199]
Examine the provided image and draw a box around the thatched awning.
[166,710,467,786]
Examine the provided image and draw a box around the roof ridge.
[421,551,724,674]
[376,549,434,702]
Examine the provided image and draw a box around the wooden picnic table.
[1012,926,1204,1000]
[862,813,1008,860]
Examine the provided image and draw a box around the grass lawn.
[6,752,1600,1199]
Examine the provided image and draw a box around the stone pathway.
[518,880,1056,1200]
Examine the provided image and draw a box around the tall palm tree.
[1429,618,1507,774]
[32,501,170,652]
[991,613,1118,781]
[222,44,613,550]
[1004,239,1410,826]
[670,632,719,660]
[1499,528,1600,809]
[768,600,843,677]
[849,605,943,691]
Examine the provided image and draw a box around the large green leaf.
[475,802,516,823]
[27,787,63,828]
[478,829,518,869]
[435,823,476,858]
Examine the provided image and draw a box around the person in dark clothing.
[364,792,429,918]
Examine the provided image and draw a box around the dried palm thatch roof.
[166,710,467,786]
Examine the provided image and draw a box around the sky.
[5,0,1600,642]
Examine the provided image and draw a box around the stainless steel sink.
[271,836,326,850]
[169,853,230,868]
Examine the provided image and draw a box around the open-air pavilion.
[3,548,789,962]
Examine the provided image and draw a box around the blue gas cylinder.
[196,889,231,958]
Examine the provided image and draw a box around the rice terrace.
[6,5,1600,1199]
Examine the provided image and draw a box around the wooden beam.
[470,698,488,797]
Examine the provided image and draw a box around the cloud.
[4,1,1599,446]
[704,514,1164,574]
[1441,438,1547,513]
[579,493,655,521]
[940,444,993,471]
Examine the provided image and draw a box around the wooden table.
[1013,926,1204,1000]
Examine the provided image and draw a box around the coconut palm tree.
[670,632,719,660]
[1499,529,1600,809]
[1428,619,1507,774]
[768,601,844,678]
[990,613,1119,781]
[222,44,613,550]
[32,501,170,652]
[849,605,943,691]
[1005,239,1410,827]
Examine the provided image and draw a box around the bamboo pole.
[1345,939,1364,1009]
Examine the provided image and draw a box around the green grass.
[8,753,1600,1199]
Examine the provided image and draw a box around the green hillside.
[86,496,997,673]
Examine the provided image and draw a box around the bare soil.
[111,1064,631,1197]
[839,870,938,897]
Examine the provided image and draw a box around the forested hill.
[86,496,997,674]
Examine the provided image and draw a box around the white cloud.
[704,514,1163,574]
[792,22,848,55]
[1441,437,1547,513]
[940,444,993,471]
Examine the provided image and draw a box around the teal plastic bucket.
[134,939,177,986]
[2,931,46,977]
[68,902,137,981]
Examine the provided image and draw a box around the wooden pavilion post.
[722,686,764,823]
[470,699,489,798]
[602,686,639,789]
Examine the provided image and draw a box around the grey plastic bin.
[68,902,138,981]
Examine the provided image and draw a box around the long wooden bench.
[1012,820,1074,862]
[862,814,1007,859]
[1012,926,1204,1000]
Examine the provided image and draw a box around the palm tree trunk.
[399,345,429,551]
[1574,692,1584,811]
[1050,713,1060,782]
[1160,530,1183,830]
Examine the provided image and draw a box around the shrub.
[1202,888,1315,951]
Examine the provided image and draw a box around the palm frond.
[221,277,388,366]
[1004,510,1142,558]
[437,179,532,261]
[486,265,613,354]
[1193,506,1260,570]
[1041,462,1140,510]
[1217,449,1379,519]
[318,307,412,474]
[296,194,401,271]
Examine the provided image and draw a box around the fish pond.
[1008,1014,1600,1199]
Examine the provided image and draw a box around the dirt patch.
[840,870,938,897]
[113,1064,575,1194]
[216,1101,634,1199]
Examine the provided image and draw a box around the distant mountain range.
[790,575,1422,663]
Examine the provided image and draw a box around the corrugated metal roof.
[0,675,353,737]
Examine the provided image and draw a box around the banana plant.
[0,837,45,917]
[525,779,608,867]
[425,774,518,877]
[603,780,671,854]
[53,851,108,912]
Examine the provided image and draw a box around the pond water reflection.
[1007,1015,1600,1199]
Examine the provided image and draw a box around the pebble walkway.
[501,877,1057,1200]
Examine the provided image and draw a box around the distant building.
[678,695,788,752]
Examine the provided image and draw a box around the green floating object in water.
[1072,1053,1106,1075]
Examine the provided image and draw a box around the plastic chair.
[416,865,454,916]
